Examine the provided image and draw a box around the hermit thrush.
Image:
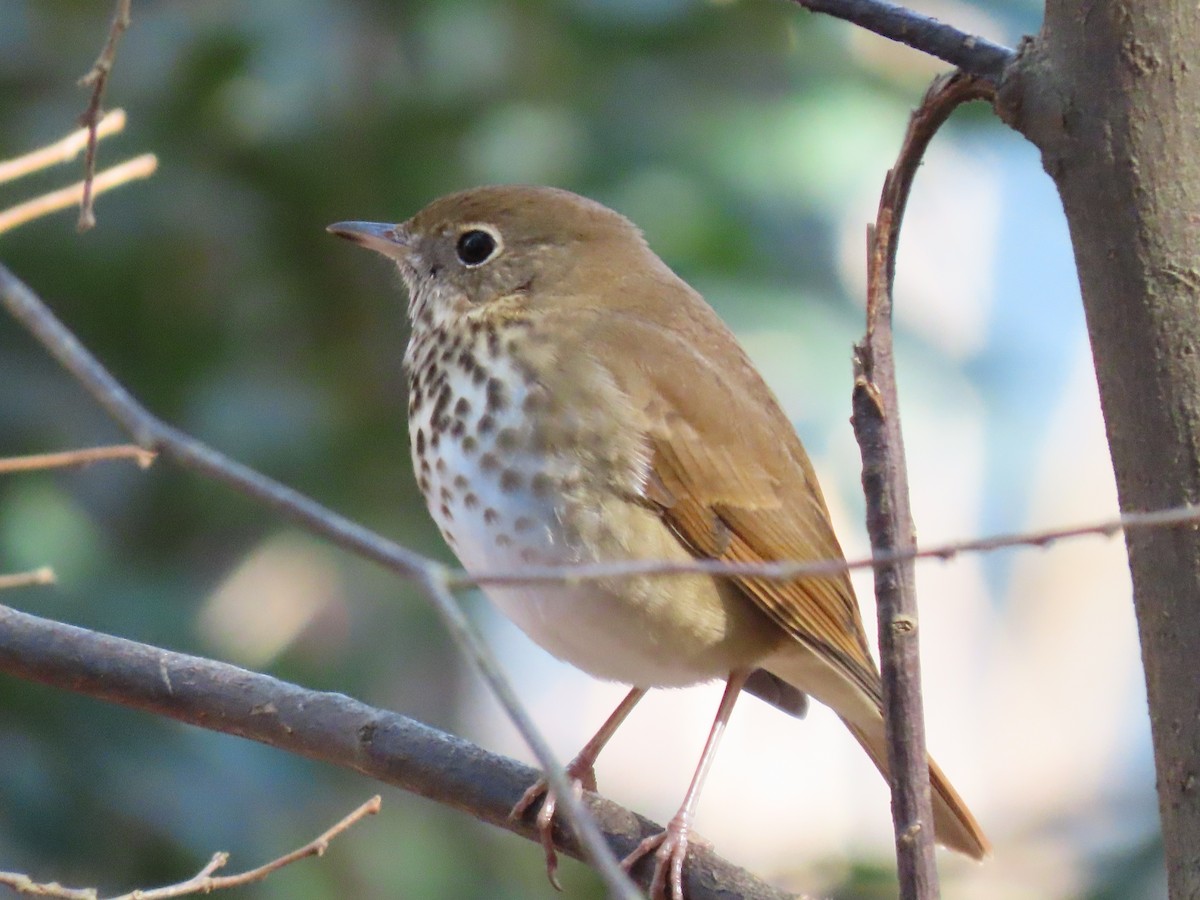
[329,186,988,899]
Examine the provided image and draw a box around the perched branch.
[76,0,133,231]
[0,444,155,474]
[0,262,636,900]
[0,604,792,900]
[0,568,56,591]
[788,0,1015,81]
[0,795,381,900]
[0,155,158,237]
[0,110,126,185]
[851,71,995,900]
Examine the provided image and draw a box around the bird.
[328,185,989,899]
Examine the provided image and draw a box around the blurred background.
[0,1,1159,897]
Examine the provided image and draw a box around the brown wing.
[543,262,989,858]
[643,352,882,704]
[652,437,879,698]
[549,281,882,702]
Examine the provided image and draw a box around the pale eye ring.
[456,225,502,267]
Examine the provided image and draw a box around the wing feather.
[546,292,880,697]
[540,269,988,857]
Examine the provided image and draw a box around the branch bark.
[787,0,1015,81]
[1,796,381,900]
[76,0,132,231]
[853,71,994,900]
[997,4,1200,897]
[0,603,793,900]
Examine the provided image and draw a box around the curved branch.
[0,603,793,900]
[852,71,995,899]
[789,0,1016,81]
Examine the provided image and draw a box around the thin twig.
[0,154,158,236]
[851,70,995,900]
[0,604,791,900]
[76,0,133,231]
[0,873,96,899]
[413,570,637,897]
[0,262,638,900]
[0,110,126,185]
[451,502,1200,588]
[787,0,1015,82]
[0,796,381,900]
[0,568,56,591]
[0,445,156,474]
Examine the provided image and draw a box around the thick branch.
[0,604,792,900]
[788,0,1015,81]
[999,6,1200,897]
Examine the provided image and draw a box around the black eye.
[456,229,498,266]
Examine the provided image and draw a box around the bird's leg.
[621,670,749,900]
[510,686,648,890]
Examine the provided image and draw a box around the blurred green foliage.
[2,1,1152,898]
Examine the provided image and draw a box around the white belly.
[408,338,777,687]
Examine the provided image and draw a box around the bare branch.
[851,70,995,899]
[788,0,1015,81]
[0,110,126,185]
[76,0,133,231]
[0,262,637,900]
[0,796,381,900]
[0,568,56,591]
[0,154,158,236]
[453,501,1200,588]
[0,445,155,474]
[0,604,793,900]
[175,796,381,897]
[0,873,96,898]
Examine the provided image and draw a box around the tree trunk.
[999,3,1200,896]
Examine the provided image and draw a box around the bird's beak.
[326,220,411,260]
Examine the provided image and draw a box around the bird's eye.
[456,228,500,266]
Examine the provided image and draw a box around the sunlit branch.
[0,154,157,236]
[0,109,126,185]
[0,568,56,591]
[0,444,155,473]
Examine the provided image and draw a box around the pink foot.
[621,816,706,900]
[509,763,598,891]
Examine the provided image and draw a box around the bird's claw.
[621,818,701,900]
[509,766,594,891]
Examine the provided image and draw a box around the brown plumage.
[330,185,989,898]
